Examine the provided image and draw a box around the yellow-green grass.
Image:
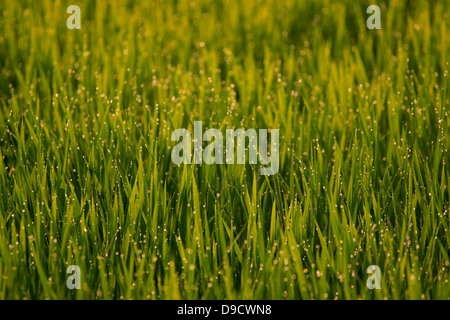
[0,0,449,299]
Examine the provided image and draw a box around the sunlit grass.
[0,0,449,300]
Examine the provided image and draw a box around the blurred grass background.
[0,0,449,299]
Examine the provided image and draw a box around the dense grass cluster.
[0,0,449,299]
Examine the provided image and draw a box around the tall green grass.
[0,0,449,299]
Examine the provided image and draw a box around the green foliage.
[0,0,449,299]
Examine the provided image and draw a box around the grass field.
[0,0,449,300]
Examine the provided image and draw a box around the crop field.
[0,0,449,300]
